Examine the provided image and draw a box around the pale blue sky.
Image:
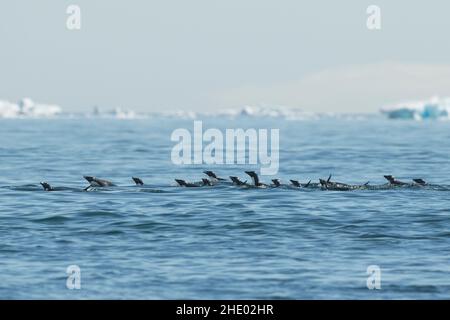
[1,0,449,112]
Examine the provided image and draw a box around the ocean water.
[1,117,450,299]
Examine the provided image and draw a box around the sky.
[1,0,450,113]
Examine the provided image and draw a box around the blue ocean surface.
[1,117,450,299]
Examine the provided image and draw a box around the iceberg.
[0,98,62,118]
[381,97,450,120]
[0,100,20,118]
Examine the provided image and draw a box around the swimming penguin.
[320,174,370,191]
[229,176,247,186]
[39,182,80,192]
[319,175,354,191]
[412,178,427,186]
[202,178,213,186]
[83,176,115,187]
[290,179,312,188]
[271,179,281,187]
[132,177,144,185]
[203,171,226,181]
[245,171,267,187]
[175,179,198,187]
[319,179,351,191]
[383,175,408,186]
[290,180,301,187]
[175,179,211,187]
[40,182,54,191]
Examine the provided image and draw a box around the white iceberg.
[0,100,20,118]
[0,98,62,118]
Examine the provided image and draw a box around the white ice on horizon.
[0,100,368,120]
[0,98,62,118]
[7,96,442,121]
[161,105,320,120]
[380,97,450,120]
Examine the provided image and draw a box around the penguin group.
[37,172,430,192]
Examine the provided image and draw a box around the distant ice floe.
[160,109,198,119]
[217,105,318,120]
[83,106,145,119]
[0,98,62,118]
[0,100,370,120]
[107,108,139,119]
[160,105,322,120]
[381,97,450,120]
[0,98,383,121]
